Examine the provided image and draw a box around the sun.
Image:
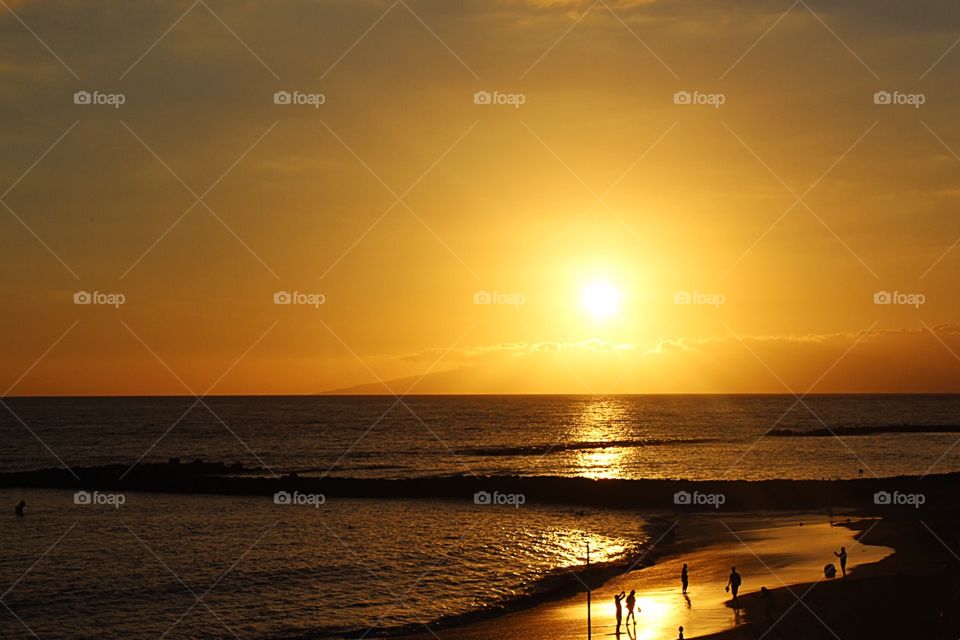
[581,280,621,319]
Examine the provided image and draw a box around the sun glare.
[581,280,621,320]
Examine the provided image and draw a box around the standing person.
[14,500,25,517]
[725,567,742,603]
[761,586,774,621]
[625,589,637,626]
[614,591,625,634]
[681,563,689,593]
[677,625,685,639]
[834,546,848,577]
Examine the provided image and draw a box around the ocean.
[3,394,960,480]
[1,394,958,638]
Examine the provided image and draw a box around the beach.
[407,513,960,640]
[402,513,903,640]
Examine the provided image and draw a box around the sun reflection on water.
[547,529,630,567]
[572,397,631,479]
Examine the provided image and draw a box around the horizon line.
[4,391,960,400]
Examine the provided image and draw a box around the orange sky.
[1,0,959,395]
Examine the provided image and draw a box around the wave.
[6,459,958,510]
[769,424,960,437]
[452,437,722,457]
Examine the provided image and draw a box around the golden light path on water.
[573,397,631,479]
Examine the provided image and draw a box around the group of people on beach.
[614,564,742,636]
[612,589,637,633]
[613,548,847,638]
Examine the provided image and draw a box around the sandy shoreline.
[400,512,939,640]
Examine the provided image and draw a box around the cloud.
[365,326,960,394]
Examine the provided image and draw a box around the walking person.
[725,566,742,604]
[625,589,638,626]
[680,563,688,593]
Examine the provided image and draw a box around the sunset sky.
[2,0,960,395]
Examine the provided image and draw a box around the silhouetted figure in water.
[681,563,689,593]
[834,546,848,577]
[14,500,25,517]
[725,566,742,604]
[677,625,685,639]
[614,591,625,634]
[625,589,637,625]
[761,586,774,621]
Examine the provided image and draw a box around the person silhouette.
[681,563,689,593]
[677,625,685,639]
[625,589,637,625]
[834,546,848,577]
[14,500,25,517]
[761,586,774,621]
[614,591,625,634]
[725,566,742,604]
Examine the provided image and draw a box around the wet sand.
[705,515,959,639]
[405,513,891,640]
